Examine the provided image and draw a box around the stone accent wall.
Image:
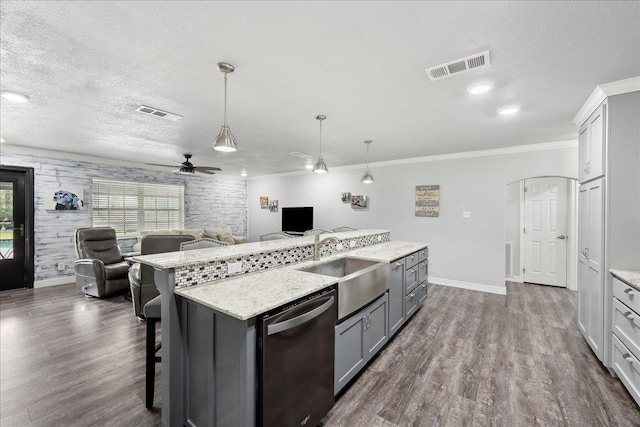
[174,231,390,288]
[1,153,247,282]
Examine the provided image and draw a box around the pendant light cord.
[223,73,228,126]
[319,119,323,156]
[366,142,370,168]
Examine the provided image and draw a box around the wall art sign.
[415,185,439,217]
[259,196,269,209]
[351,195,368,210]
[45,187,85,211]
[268,200,278,212]
[341,192,351,203]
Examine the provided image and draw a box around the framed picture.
[415,185,439,217]
[341,192,351,203]
[260,196,269,209]
[268,200,278,212]
[44,187,85,211]
[351,195,367,209]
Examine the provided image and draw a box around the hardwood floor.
[1,282,638,426]
[325,282,640,426]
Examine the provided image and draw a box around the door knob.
[556,235,566,240]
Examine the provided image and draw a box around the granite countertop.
[132,229,390,269]
[611,269,640,291]
[175,240,429,320]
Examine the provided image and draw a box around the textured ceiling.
[1,1,639,177]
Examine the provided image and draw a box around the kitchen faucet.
[314,234,340,261]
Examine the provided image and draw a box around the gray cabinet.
[334,293,388,395]
[578,103,606,184]
[388,259,406,338]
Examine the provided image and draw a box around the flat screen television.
[282,207,313,233]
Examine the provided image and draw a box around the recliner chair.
[128,234,195,318]
[74,227,131,298]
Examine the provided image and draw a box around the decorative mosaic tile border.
[174,232,390,288]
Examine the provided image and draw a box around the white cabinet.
[578,178,605,360]
[578,103,606,184]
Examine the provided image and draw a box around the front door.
[0,167,34,290]
[523,177,569,287]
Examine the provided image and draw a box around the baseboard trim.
[34,275,74,288]
[507,275,524,284]
[430,277,507,295]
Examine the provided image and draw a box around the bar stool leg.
[145,318,156,409]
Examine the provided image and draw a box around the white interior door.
[523,177,568,287]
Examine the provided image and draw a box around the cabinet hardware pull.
[625,312,635,320]
[623,353,634,363]
[410,293,415,298]
[422,284,427,288]
[394,262,403,268]
[624,288,635,295]
[410,269,415,274]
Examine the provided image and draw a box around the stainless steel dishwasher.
[258,287,336,427]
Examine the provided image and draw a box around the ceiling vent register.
[135,105,183,121]
[425,50,491,81]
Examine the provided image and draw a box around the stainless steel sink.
[297,257,390,320]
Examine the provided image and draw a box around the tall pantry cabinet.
[575,78,640,369]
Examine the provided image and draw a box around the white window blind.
[92,179,184,235]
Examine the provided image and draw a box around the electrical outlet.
[57,262,65,271]
[377,235,382,242]
[462,211,472,219]
[336,243,344,251]
[227,261,242,275]
[350,240,356,248]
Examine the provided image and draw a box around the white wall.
[505,181,521,279]
[248,144,578,294]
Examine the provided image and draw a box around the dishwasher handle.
[267,296,335,336]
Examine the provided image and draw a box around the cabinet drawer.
[613,277,640,315]
[418,247,428,263]
[417,281,428,306]
[612,334,640,406]
[406,290,419,319]
[418,260,428,283]
[405,267,419,295]
[613,298,640,360]
[405,251,419,268]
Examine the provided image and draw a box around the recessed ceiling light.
[467,83,494,95]
[241,171,247,177]
[1,91,30,103]
[497,106,520,115]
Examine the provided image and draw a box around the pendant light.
[361,140,375,183]
[312,115,328,174]
[212,62,238,152]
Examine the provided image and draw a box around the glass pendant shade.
[361,169,374,183]
[313,156,328,174]
[213,124,237,152]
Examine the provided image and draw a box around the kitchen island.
[133,230,428,427]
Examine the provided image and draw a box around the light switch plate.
[463,211,471,219]
[336,243,344,251]
[227,261,242,275]
[350,240,356,248]
[377,235,382,241]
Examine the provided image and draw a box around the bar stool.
[143,295,161,409]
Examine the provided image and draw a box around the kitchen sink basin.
[297,257,390,320]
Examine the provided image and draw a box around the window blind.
[92,179,184,235]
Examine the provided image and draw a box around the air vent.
[289,151,312,159]
[136,105,183,122]
[425,50,491,81]
[505,241,513,276]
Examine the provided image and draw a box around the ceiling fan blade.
[146,163,174,167]
[196,169,216,175]
[197,166,223,171]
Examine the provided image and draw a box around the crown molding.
[249,139,578,180]
[0,144,244,180]
[573,76,640,126]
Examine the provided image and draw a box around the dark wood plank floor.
[324,282,640,426]
[1,282,639,426]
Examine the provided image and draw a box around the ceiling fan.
[147,154,222,175]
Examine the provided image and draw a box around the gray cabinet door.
[406,291,419,319]
[363,293,389,360]
[334,310,366,395]
[418,260,428,283]
[388,259,405,338]
[405,266,419,295]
